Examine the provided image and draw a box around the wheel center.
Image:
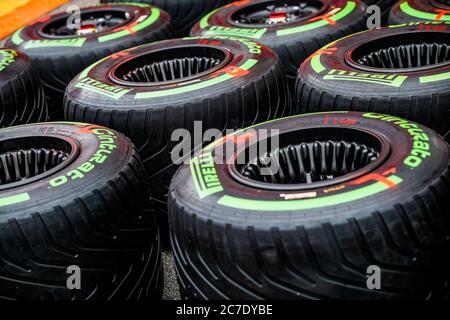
[268,11,289,24]
[76,24,98,36]
[229,127,390,191]
[231,0,328,26]
[40,9,132,38]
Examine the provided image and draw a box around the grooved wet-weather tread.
[170,150,450,300]
[0,147,162,300]
[295,77,449,135]
[0,55,47,127]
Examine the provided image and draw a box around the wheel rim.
[346,32,450,73]
[110,46,233,86]
[230,0,327,26]
[0,136,78,190]
[39,9,132,38]
[229,127,390,191]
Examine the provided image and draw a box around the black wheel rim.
[346,32,450,73]
[228,127,390,191]
[231,0,327,26]
[0,136,79,190]
[110,46,233,86]
[39,9,132,38]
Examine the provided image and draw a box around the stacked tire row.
[0,0,449,301]
[6,3,175,119]
[0,2,177,300]
[174,0,450,300]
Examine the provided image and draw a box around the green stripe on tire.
[420,72,450,83]
[11,28,24,45]
[0,193,31,207]
[277,1,357,36]
[217,175,403,211]
[400,1,450,21]
[199,8,221,29]
[134,58,258,99]
[98,7,161,42]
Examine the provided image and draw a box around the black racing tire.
[389,0,450,25]
[0,123,162,300]
[100,0,234,36]
[0,48,47,127]
[5,3,174,120]
[296,23,450,136]
[190,0,368,92]
[64,36,292,244]
[169,111,450,300]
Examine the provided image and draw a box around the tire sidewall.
[65,36,277,107]
[0,123,133,217]
[190,0,368,44]
[389,0,450,24]
[170,111,448,224]
[299,23,450,96]
[6,4,170,57]
[0,49,29,79]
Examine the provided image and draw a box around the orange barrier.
[0,0,69,40]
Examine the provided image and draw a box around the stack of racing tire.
[0,0,449,301]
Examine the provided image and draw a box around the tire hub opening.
[232,0,327,26]
[41,9,131,37]
[348,32,450,72]
[0,136,75,189]
[110,46,232,86]
[230,127,389,191]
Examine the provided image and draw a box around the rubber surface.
[64,36,292,242]
[0,48,47,127]
[389,0,450,25]
[5,3,174,119]
[0,123,163,300]
[169,111,450,300]
[190,0,368,91]
[100,0,233,35]
[296,23,450,136]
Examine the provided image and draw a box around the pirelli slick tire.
[190,0,368,91]
[0,123,163,300]
[5,3,174,120]
[389,0,450,25]
[64,36,292,242]
[0,48,47,127]
[100,0,233,35]
[296,23,450,136]
[169,111,450,300]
